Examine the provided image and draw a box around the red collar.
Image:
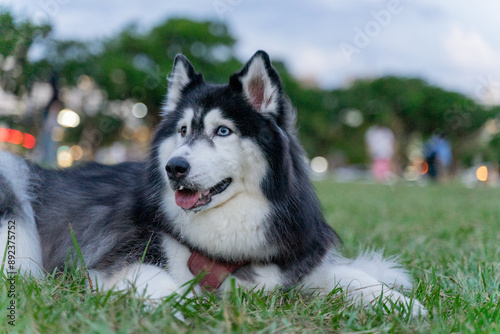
[188,251,247,292]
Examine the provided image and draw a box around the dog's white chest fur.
[164,189,277,261]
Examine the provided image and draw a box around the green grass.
[2,181,500,333]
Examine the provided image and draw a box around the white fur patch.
[0,151,44,278]
[177,108,195,134]
[0,216,44,278]
[347,250,412,289]
[0,151,33,204]
[89,263,184,299]
[157,138,180,184]
[304,251,426,316]
[156,108,194,187]
[164,190,274,261]
[161,234,197,290]
[88,265,188,320]
[163,60,194,114]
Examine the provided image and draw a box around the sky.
[2,0,500,104]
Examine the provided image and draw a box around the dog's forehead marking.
[203,109,223,133]
[180,107,205,137]
[180,108,194,127]
[180,107,203,133]
[185,107,203,129]
[203,108,235,134]
[194,107,203,119]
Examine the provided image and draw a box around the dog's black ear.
[230,50,283,116]
[163,54,203,114]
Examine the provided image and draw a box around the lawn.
[2,181,500,333]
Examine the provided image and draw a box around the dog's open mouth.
[174,178,232,210]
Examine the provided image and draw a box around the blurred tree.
[1,13,242,155]
[0,11,50,98]
[90,18,241,123]
[1,9,498,169]
[295,77,498,167]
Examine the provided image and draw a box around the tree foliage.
[0,11,51,95]
[285,76,497,165]
[89,18,241,122]
[1,10,498,167]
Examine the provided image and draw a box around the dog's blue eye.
[216,126,232,137]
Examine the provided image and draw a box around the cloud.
[3,0,500,99]
[443,25,498,71]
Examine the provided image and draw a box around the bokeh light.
[420,161,428,175]
[70,145,83,161]
[77,75,93,90]
[310,156,328,174]
[476,166,488,182]
[22,133,36,149]
[342,109,363,128]
[0,128,23,144]
[121,125,135,140]
[0,128,36,149]
[132,102,148,118]
[57,109,80,128]
[57,146,73,167]
[135,125,151,142]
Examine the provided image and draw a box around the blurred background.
[1,0,499,186]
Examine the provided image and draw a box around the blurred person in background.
[424,134,452,181]
[365,124,395,183]
[34,100,61,167]
[32,74,62,167]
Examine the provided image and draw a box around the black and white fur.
[0,51,425,316]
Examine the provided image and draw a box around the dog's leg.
[304,251,427,317]
[88,263,188,319]
[89,263,188,299]
[0,152,44,278]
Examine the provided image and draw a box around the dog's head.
[153,51,293,214]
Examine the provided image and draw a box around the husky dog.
[0,51,425,315]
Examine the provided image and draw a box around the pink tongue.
[175,190,200,210]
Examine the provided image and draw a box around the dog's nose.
[165,157,190,180]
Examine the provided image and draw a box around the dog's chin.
[171,178,232,213]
